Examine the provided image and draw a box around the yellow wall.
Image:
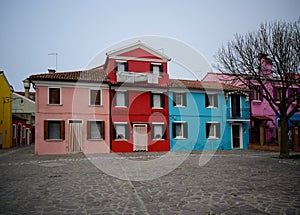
[0,72,12,149]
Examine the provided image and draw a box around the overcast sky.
[1,0,299,91]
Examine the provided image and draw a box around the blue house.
[169,79,250,151]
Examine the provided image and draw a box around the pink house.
[30,66,110,154]
[203,55,300,149]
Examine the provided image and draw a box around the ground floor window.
[44,120,65,140]
[206,122,220,139]
[173,122,188,139]
[87,121,105,140]
[151,123,166,140]
[114,123,129,140]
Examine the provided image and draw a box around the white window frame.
[206,93,218,108]
[173,92,186,107]
[114,122,129,140]
[207,122,220,139]
[48,87,62,105]
[152,122,165,140]
[173,121,187,139]
[89,89,102,106]
[87,120,104,140]
[115,91,127,108]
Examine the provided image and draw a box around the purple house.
[203,55,300,151]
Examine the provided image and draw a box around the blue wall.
[169,90,250,151]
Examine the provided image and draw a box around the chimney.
[48,69,56,74]
[23,79,30,98]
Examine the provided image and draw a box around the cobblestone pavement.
[0,145,299,215]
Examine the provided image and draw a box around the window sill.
[174,137,186,140]
[207,137,219,140]
[252,100,262,103]
[89,105,103,107]
[206,106,217,109]
[87,138,104,141]
[47,104,62,106]
[115,106,128,108]
[45,139,64,142]
[174,105,186,108]
[152,107,164,110]
[114,139,128,141]
[153,139,165,141]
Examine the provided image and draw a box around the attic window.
[115,61,128,73]
[150,64,163,76]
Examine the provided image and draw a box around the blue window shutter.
[183,123,188,138]
[173,92,177,106]
[205,94,209,107]
[214,94,218,107]
[172,123,176,138]
[216,123,220,138]
[183,93,187,106]
[206,123,209,138]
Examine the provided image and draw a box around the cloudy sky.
[1,0,299,91]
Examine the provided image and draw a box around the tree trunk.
[280,114,290,158]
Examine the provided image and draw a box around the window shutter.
[125,124,130,140]
[172,123,176,138]
[60,121,65,140]
[49,88,60,104]
[161,94,165,108]
[125,62,128,72]
[183,93,187,106]
[250,85,254,100]
[298,88,300,102]
[113,125,116,139]
[173,93,176,106]
[150,64,153,74]
[114,61,118,73]
[273,87,277,99]
[206,123,209,138]
[150,92,153,108]
[101,121,105,140]
[87,121,91,139]
[183,123,188,138]
[125,92,129,107]
[159,65,163,76]
[44,120,49,140]
[259,86,263,101]
[113,90,117,106]
[162,124,166,139]
[214,94,218,107]
[216,123,220,138]
[205,94,209,107]
[151,124,154,139]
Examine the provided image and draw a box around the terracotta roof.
[29,66,107,83]
[170,79,245,91]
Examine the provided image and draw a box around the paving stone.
[0,145,299,214]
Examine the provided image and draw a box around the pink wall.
[35,85,110,155]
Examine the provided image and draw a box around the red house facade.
[105,42,171,152]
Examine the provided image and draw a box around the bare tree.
[215,19,300,158]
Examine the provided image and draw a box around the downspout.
[109,83,113,152]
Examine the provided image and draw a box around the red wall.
[111,90,170,152]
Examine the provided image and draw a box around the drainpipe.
[109,83,113,152]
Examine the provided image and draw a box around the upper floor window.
[87,120,105,140]
[173,122,188,139]
[273,87,283,101]
[114,91,128,107]
[150,64,163,76]
[48,87,61,105]
[205,93,218,108]
[206,122,220,139]
[90,89,101,106]
[151,93,165,109]
[289,88,298,103]
[173,92,186,107]
[231,94,241,117]
[44,120,65,140]
[115,61,128,73]
[251,85,263,101]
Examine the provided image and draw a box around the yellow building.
[0,71,12,149]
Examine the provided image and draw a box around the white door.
[68,121,83,153]
[133,124,148,151]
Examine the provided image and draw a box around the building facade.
[169,80,250,151]
[0,71,12,149]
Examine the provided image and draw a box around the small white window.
[115,91,128,107]
[206,123,220,139]
[173,122,188,139]
[152,124,166,140]
[114,123,129,140]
